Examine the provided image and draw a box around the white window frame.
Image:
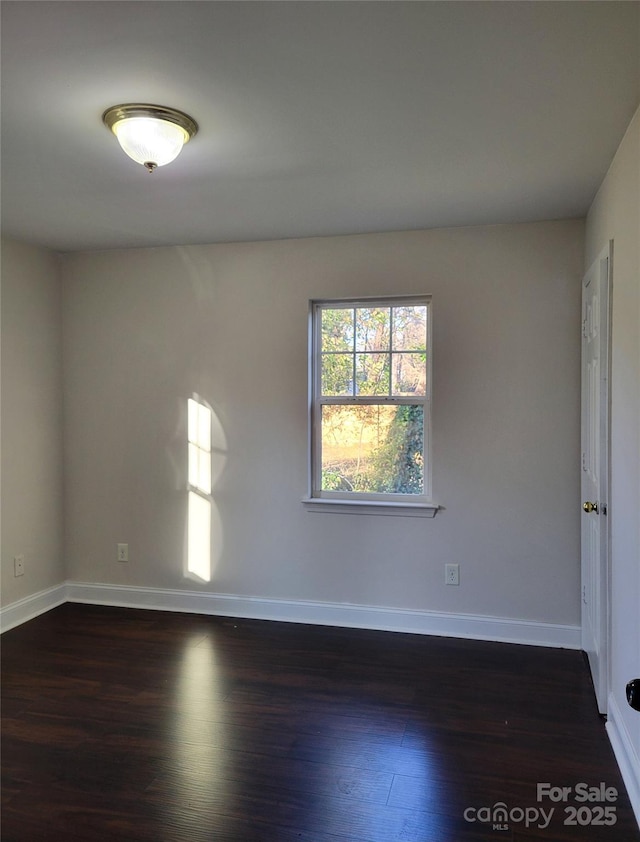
[305,296,438,516]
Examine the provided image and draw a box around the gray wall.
[1,239,65,605]
[61,219,584,625]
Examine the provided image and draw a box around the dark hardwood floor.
[1,603,638,841]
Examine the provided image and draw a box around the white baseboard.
[0,583,68,633]
[65,581,581,649]
[1,580,581,649]
[606,693,640,829]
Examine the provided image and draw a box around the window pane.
[321,404,424,494]
[392,306,427,351]
[356,352,390,395]
[356,308,390,352]
[392,352,427,396]
[322,353,353,396]
[321,308,354,352]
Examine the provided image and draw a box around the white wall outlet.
[14,555,25,577]
[117,543,129,562]
[445,563,459,586]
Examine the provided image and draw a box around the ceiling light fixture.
[102,103,198,172]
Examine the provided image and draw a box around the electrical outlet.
[14,555,25,577]
[445,563,459,586]
[117,543,129,562]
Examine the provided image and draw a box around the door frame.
[581,240,612,715]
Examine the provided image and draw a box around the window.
[309,297,433,510]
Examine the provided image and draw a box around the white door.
[581,242,611,715]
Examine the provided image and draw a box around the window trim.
[301,496,439,517]
[307,295,437,512]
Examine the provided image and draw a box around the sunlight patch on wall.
[186,396,226,583]
[188,398,212,495]
[187,491,211,582]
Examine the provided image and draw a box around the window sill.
[301,498,440,518]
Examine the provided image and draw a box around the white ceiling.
[1,1,638,253]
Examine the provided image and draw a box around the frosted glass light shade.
[103,104,198,172]
[113,117,187,168]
